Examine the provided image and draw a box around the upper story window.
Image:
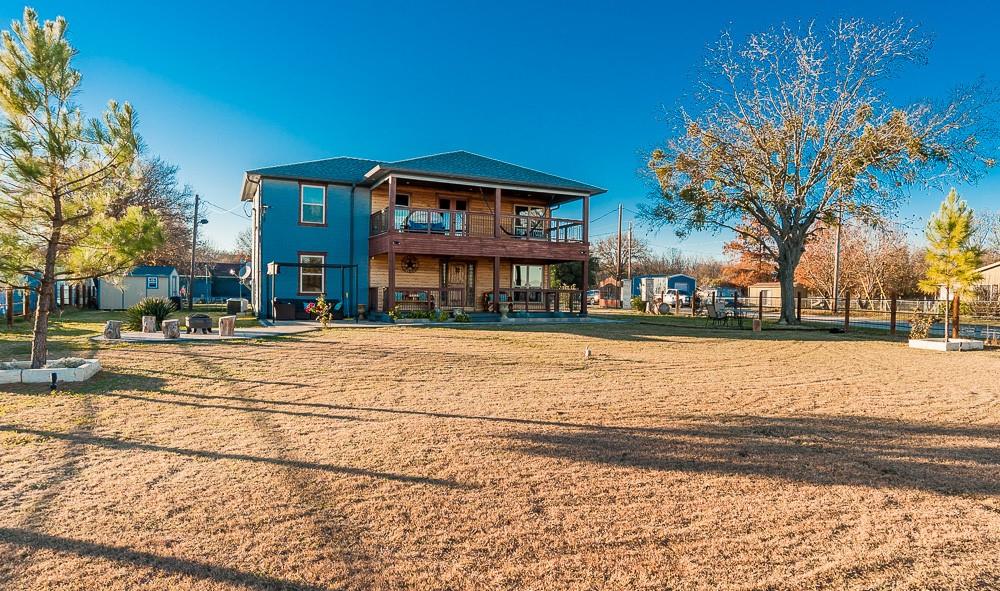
[146,276,159,289]
[300,185,326,225]
[395,193,410,207]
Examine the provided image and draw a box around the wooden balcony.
[369,207,588,260]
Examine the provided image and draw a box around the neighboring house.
[180,262,250,303]
[701,283,742,302]
[748,281,807,304]
[97,266,180,310]
[636,274,697,302]
[974,261,1000,299]
[241,150,605,320]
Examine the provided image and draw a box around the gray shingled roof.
[246,150,604,194]
[248,157,380,185]
[375,151,603,193]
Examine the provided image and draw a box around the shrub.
[631,296,644,312]
[454,311,471,323]
[125,297,176,330]
[909,311,939,340]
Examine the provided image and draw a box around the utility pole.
[627,221,633,281]
[626,221,633,309]
[189,194,200,311]
[616,203,623,281]
[832,200,843,313]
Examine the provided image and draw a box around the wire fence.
[710,293,1000,340]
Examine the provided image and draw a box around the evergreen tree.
[0,8,163,367]
[918,189,983,341]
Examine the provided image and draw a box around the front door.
[440,261,474,308]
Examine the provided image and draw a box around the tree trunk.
[30,279,53,368]
[30,223,62,369]
[776,238,804,324]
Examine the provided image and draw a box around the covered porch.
[368,254,585,316]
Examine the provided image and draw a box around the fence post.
[952,294,960,339]
[5,287,12,328]
[843,290,851,332]
[758,291,764,321]
[796,292,802,323]
[889,295,897,336]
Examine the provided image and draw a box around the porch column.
[387,248,396,311]
[493,187,501,238]
[388,176,397,233]
[492,256,500,313]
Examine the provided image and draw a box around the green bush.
[631,296,644,312]
[454,311,471,323]
[909,311,939,340]
[125,297,176,330]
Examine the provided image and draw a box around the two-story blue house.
[240,151,605,321]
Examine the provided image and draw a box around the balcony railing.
[369,207,583,243]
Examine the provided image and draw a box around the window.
[512,264,544,288]
[512,264,543,303]
[299,254,325,293]
[300,185,326,225]
[146,276,158,289]
[394,193,410,207]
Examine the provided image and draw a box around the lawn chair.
[704,302,728,327]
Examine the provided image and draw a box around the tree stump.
[141,315,157,333]
[162,319,180,339]
[103,320,122,340]
[218,315,237,337]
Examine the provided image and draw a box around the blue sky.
[17,1,1000,253]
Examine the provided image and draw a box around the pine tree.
[918,189,983,341]
[0,8,164,367]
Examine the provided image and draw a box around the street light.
[188,194,208,310]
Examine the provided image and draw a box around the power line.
[202,198,250,219]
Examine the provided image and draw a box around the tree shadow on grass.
[100,390,369,423]
[0,425,471,490]
[0,527,332,591]
[503,414,1000,496]
[474,317,906,344]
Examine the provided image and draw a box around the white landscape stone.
[908,338,984,352]
[1,358,102,384]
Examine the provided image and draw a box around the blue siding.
[258,179,370,318]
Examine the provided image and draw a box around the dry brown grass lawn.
[0,316,998,590]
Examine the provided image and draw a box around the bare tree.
[110,158,194,268]
[592,234,651,280]
[643,19,996,323]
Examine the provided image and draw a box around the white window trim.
[300,184,326,225]
[147,276,159,289]
[299,254,325,294]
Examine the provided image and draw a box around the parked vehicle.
[586,289,600,305]
[663,289,691,306]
